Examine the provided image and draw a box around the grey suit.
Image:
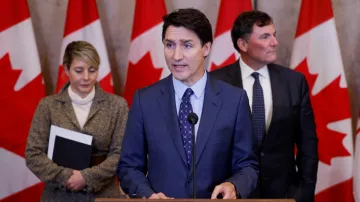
[25,83,128,202]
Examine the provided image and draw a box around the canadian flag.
[123,0,168,106]
[290,0,353,201]
[207,0,252,71]
[56,0,113,93]
[0,0,45,201]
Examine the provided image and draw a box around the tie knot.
[251,72,260,81]
[182,88,194,100]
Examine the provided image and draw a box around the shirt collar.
[173,71,207,100]
[239,57,269,79]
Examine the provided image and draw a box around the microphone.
[187,112,198,199]
[187,112,198,125]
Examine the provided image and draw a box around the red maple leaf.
[295,58,351,165]
[0,53,45,157]
[55,65,66,93]
[210,53,237,71]
[98,72,114,94]
[315,178,354,202]
[123,52,163,107]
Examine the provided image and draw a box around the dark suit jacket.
[210,61,318,202]
[117,74,258,199]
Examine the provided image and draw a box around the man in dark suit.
[210,11,318,202]
[117,8,258,199]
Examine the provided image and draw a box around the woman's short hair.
[62,41,100,69]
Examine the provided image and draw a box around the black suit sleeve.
[295,74,318,202]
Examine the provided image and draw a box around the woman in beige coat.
[25,41,128,201]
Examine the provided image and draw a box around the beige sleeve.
[25,99,72,188]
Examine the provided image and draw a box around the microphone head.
[187,112,198,125]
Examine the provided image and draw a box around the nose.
[83,71,90,80]
[173,46,184,61]
[271,35,278,47]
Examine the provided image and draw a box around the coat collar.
[54,82,108,129]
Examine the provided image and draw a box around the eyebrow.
[164,39,193,43]
[164,39,174,43]
[74,66,84,69]
[259,31,276,37]
[73,66,95,70]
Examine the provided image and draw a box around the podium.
[96,199,295,202]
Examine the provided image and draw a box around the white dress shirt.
[239,58,273,132]
[173,71,207,141]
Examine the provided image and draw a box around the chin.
[80,91,91,96]
[80,88,92,93]
[269,55,277,61]
[266,57,277,64]
[173,72,189,81]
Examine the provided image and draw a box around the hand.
[66,170,86,191]
[211,182,237,199]
[148,192,174,199]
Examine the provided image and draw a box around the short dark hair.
[231,11,273,52]
[162,8,213,46]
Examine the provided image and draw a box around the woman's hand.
[66,170,86,191]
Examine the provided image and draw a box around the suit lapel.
[63,102,80,128]
[87,102,101,124]
[56,83,105,130]
[56,86,81,128]
[86,85,106,125]
[266,64,288,139]
[157,76,188,166]
[195,76,222,165]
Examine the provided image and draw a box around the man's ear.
[237,38,248,52]
[202,42,211,57]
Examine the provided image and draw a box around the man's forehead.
[164,26,198,41]
[252,23,276,34]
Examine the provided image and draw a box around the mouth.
[172,64,188,71]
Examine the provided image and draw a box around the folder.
[47,125,93,170]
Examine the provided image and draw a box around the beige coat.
[25,83,128,202]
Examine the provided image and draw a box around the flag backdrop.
[207,0,252,71]
[290,0,354,201]
[0,0,45,201]
[56,0,113,93]
[123,0,169,107]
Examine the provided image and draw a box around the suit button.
[187,177,192,183]
[260,152,264,156]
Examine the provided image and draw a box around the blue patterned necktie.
[251,72,266,146]
[179,88,194,167]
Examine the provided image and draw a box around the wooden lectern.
[96,199,295,202]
